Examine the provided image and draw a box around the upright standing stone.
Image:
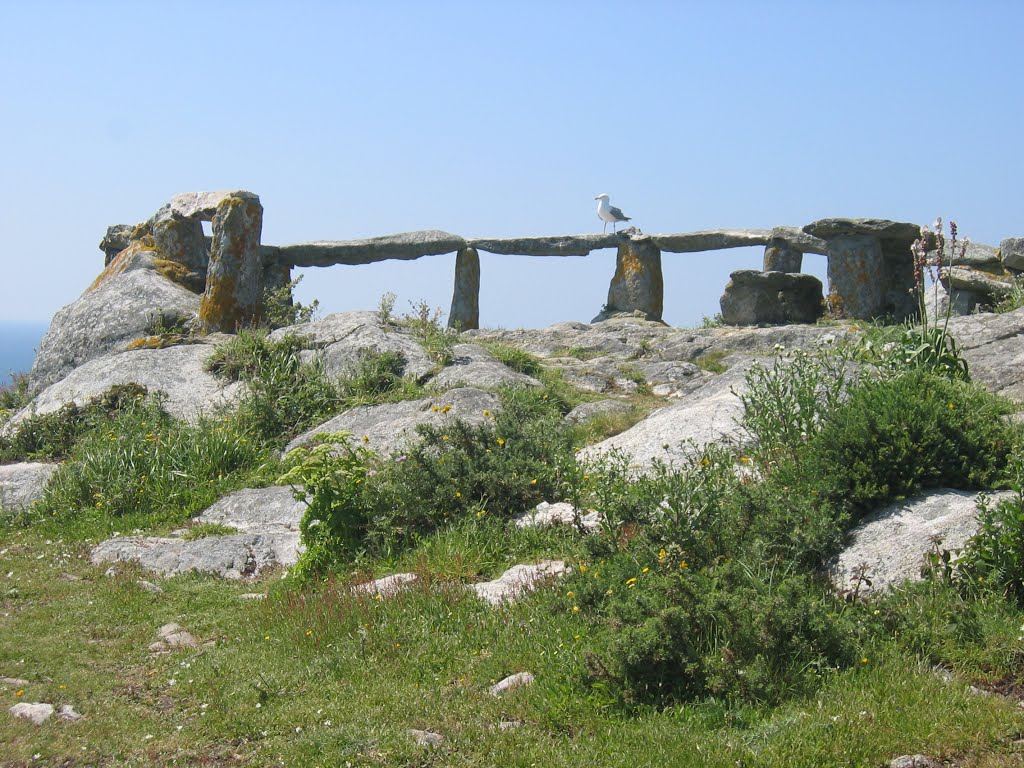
[199,194,265,332]
[804,219,919,321]
[762,238,803,273]
[602,235,664,321]
[150,206,209,293]
[449,247,480,330]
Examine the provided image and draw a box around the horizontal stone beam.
[468,233,621,256]
[167,190,260,221]
[267,227,834,267]
[273,230,467,267]
[651,230,773,253]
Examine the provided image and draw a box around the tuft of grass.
[399,299,459,367]
[694,349,728,373]
[479,341,545,378]
[182,521,239,541]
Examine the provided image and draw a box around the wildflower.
[264,635,271,641]
[658,549,667,562]
[362,435,370,443]
[578,564,588,574]
[641,567,650,574]
[571,605,580,614]
[605,588,614,596]
[860,657,869,664]
[441,435,449,441]
[948,403,955,410]
[305,629,313,636]
[15,689,24,697]
[431,405,440,412]
[483,409,492,417]
[496,437,505,446]
[739,456,751,464]
[679,560,688,570]
[626,577,638,588]
[530,479,537,485]
[566,591,575,599]
[455,491,462,498]
[441,404,452,413]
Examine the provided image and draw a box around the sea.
[1,322,48,386]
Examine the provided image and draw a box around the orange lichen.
[87,240,157,292]
[153,258,203,293]
[125,334,186,351]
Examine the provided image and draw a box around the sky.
[2,0,1022,332]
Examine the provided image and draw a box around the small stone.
[351,573,419,598]
[152,622,199,651]
[489,671,535,697]
[0,676,30,686]
[9,702,55,725]
[138,580,163,594]
[239,593,266,600]
[471,561,568,606]
[408,728,444,747]
[888,755,941,768]
[58,704,83,722]
[498,720,524,731]
[104,566,119,578]
[513,502,602,533]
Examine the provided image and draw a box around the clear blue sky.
[2,0,1021,330]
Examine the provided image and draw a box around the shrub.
[399,300,459,366]
[278,432,377,578]
[262,275,319,330]
[802,371,1013,521]
[959,446,1024,601]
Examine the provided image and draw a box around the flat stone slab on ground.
[829,489,1013,595]
[490,671,536,696]
[514,501,602,532]
[351,573,419,598]
[8,702,82,725]
[470,560,568,606]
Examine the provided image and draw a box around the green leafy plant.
[262,274,320,330]
[279,431,377,578]
[995,276,1024,314]
[399,300,459,366]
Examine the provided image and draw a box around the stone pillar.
[604,239,664,321]
[763,239,803,272]
[449,247,480,330]
[199,195,265,332]
[824,235,886,319]
[151,207,209,293]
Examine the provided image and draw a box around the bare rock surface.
[149,622,200,652]
[92,532,299,580]
[426,344,541,390]
[9,342,242,430]
[284,387,498,458]
[471,560,568,606]
[829,490,1014,595]
[91,487,305,579]
[271,311,436,382]
[948,307,1024,402]
[0,462,58,512]
[29,249,200,392]
[577,363,751,470]
[8,703,82,725]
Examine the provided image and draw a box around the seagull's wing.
[609,206,630,221]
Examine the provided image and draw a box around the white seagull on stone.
[595,193,631,233]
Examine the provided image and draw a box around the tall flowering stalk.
[898,217,970,380]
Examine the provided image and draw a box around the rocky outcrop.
[470,560,568,605]
[90,486,305,579]
[719,270,824,325]
[828,490,1012,595]
[284,387,499,458]
[29,248,201,392]
[0,462,58,512]
[577,363,751,470]
[1001,237,1024,271]
[12,342,242,428]
[426,344,541,390]
[948,306,1024,402]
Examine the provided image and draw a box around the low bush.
[0,383,150,462]
[336,349,422,407]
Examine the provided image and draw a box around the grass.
[5,319,1024,765]
[2,525,1024,767]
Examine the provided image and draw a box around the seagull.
[595,193,631,233]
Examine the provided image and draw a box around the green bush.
[336,349,422,407]
[959,446,1024,601]
[802,371,1013,520]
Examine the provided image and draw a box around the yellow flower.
[442,435,449,441]
[739,456,751,464]
[570,605,580,614]
[641,567,649,574]
[948,403,956,410]
[455,491,462,498]
[578,564,588,574]
[431,405,440,412]
[860,657,869,664]
[441,404,452,413]
[305,629,313,636]
[361,435,370,443]
[658,549,667,562]
[264,635,271,641]
[496,437,505,446]
[626,577,638,588]
[15,689,24,697]
[566,591,575,598]
[679,560,688,570]
[530,479,537,485]
[483,409,492,417]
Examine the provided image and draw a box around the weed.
[479,341,545,378]
[694,350,728,374]
[262,274,320,329]
[182,522,239,541]
[399,300,459,366]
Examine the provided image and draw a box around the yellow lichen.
[125,334,186,351]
